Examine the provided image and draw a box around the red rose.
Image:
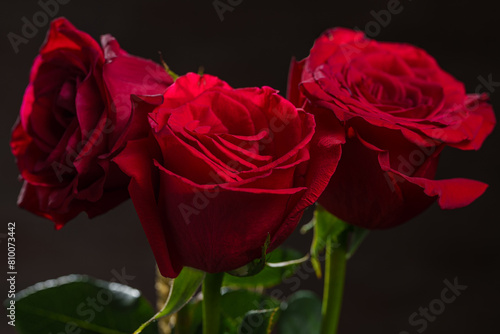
[114,73,343,277]
[288,28,496,229]
[10,18,173,228]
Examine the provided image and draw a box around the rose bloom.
[288,28,496,229]
[10,18,173,228]
[114,73,343,277]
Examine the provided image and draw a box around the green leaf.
[277,291,322,334]
[135,267,205,333]
[219,289,280,334]
[223,248,304,289]
[221,290,279,319]
[237,307,280,334]
[14,275,157,334]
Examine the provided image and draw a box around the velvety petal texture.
[10,18,173,228]
[114,73,343,277]
[288,28,496,229]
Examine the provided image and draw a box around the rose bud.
[10,18,173,228]
[114,73,344,277]
[288,28,496,228]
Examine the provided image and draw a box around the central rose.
[114,73,343,277]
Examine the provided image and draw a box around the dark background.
[1,0,499,333]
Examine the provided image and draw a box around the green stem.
[320,233,348,334]
[202,272,224,334]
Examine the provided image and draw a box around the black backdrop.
[1,0,499,333]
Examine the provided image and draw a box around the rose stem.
[202,272,224,334]
[320,232,348,334]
